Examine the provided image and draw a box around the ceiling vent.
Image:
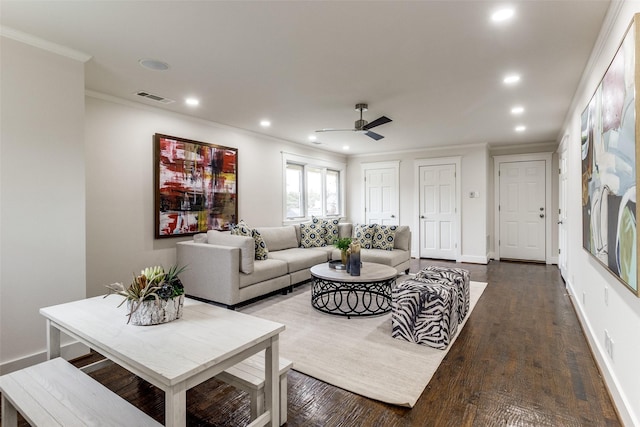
[135,91,174,104]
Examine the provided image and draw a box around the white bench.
[216,351,293,426]
[0,357,161,427]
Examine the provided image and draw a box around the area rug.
[241,279,488,407]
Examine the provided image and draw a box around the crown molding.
[0,26,92,62]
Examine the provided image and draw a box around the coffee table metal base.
[311,277,395,318]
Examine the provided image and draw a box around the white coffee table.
[40,296,285,427]
[310,261,397,318]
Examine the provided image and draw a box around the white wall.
[560,2,640,425]
[347,143,489,263]
[0,37,86,372]
[84,94,347,298]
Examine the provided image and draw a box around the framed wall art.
[581,14,640,297]
[154,134,237,238]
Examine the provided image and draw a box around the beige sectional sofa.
[176,223,411,308]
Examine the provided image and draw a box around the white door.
[419,164,457,259]
[364,166,399,225]
[559,151,568,280]
[499,160,546,261]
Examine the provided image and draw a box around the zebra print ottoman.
[414,266,470,322]
[391,279,459,349]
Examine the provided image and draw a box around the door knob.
[540,213,545,218]
[540,207,544,211]
[558,220,563,224]
[420,215,425,219]
[391,214,396,218]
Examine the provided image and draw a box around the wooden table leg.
[1,395,18,427]
[165,382,187,427]
[46,319,60,360]
[265,335,280,426]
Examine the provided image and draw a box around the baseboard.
[566,279,638,427]
[548,256,559,265]
[0,341,89,375]
[458,254,488,264]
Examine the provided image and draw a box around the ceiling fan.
[316,103,392,141]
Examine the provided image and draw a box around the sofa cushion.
[338,223,352,239]
[300,222,326,248]
[393,225,411,251]
[360,248,408,267]
[353,224,376,249]
[256,226,298,251]
[193,233,208,243]
[231,221,268,260]
[372,225,397,251]
[239,258,288,289]
[207,230,254,274]
[268,248,327,273]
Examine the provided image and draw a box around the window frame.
[282,153,346,223]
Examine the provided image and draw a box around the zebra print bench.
[391,278,459,349]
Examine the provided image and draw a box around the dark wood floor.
[2,260,621,426]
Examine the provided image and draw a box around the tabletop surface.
[310,261,397,283]
[40,296,285,386]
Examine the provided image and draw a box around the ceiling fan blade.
[363,116,392,130]
[315,128,356,133]
[366,131,384,141]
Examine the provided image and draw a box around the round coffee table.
[310,262,397,318]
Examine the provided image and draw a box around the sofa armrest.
[176,241,241,306]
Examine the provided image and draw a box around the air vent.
[136,91,174,104]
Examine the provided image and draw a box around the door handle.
[391,214,396,218]
[558,220,563,224]
[540,214,545,218]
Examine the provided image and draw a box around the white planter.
[127,295,184,326]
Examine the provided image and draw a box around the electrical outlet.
[604,330,615,361]
[610,337,614,361]
[604,286,609,306]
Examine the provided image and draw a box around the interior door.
[559,151,568,280]
[364,166,399,225]
[499,160,546,261]
[419,164,456,260]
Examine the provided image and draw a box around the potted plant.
[334,237,352,266]
[106,264,187,325]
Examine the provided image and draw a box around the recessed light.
[343,145,350,150]
[503,74,521,85]
[308,135,317,141]
[260,120,271,128]
[138,59,170,71]
[511,106,524,114]
[515,125,526,132]
[185,98,199,106]
[491,8,515,23]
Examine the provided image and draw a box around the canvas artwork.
[581,16,639,296]
[155,134,237,238]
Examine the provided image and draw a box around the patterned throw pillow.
[353,224,377,249]
[300,222,326,248]
[372,225,397,251]
[312,216,340,245]
[252,229,269,260]
[231,220,269,260]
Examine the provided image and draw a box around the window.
[283,154,345,221]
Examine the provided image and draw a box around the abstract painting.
[581,15,639,297]
[155,134,237,238]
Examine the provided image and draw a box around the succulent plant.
[105,264,187,323]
